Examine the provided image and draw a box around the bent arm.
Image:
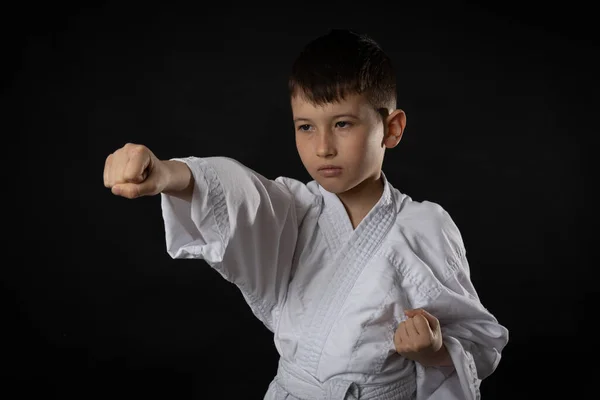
[416,268,508,400]
[408,205,509,400]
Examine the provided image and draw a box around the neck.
[337,173,385,229]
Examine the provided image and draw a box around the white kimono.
[160,157,509,400]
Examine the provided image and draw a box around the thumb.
[112,179,158,199]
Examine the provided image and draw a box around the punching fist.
[394,309,452,367]
[103,143,169,199]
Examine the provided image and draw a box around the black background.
[4,1,596,398]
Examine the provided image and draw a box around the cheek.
[347,131,381,158]
[366,129,386,154]
[295,138,310,161]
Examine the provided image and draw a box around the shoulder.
[388,187,468,279]
[384,177,455,235]
[274,176,321,203]
[397,195,459,239]
[274,176,322,222]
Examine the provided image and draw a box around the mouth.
[318,165,342,171]
[317,165,343,177]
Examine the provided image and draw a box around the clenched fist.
[394,309,452,367]
[103,143,169,199]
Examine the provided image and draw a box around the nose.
[316,129,337,158]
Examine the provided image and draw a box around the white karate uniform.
[160,156,509,400]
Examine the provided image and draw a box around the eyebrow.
[293,114,360,123]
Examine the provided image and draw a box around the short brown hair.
[289,29,397,112]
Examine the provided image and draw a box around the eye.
[335,121,352,128]
[297,124,313,132]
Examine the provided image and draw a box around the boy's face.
[292,92,395,194]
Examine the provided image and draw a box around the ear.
[383,109,406,149]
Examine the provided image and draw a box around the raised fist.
[103,143,169,199]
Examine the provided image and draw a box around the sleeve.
[413,206,509,400]
[159,156,300,332]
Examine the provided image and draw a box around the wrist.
[162,160,194,197]
[417,343,453,368]
[429,343,453,367]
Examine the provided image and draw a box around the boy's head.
[289,29,406,195]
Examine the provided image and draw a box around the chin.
[314,178,351,194]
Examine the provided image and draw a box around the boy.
[103,29,508,399]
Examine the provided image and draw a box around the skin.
[291,91,406,229]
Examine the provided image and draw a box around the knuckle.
[127,144,147,156]
[103,156,113,186]
[112,148,126,162]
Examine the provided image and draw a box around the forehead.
[291,92,373,120]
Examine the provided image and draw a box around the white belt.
[274,359,416,400]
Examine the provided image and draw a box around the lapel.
[296,172,397,374]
